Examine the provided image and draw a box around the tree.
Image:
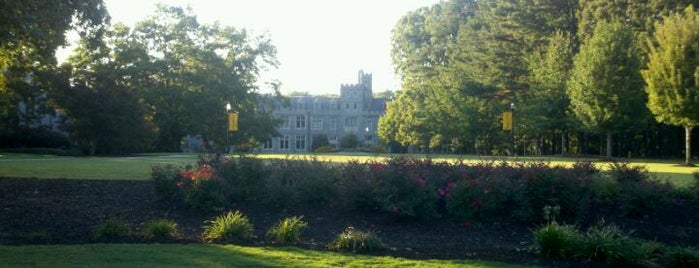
[642,5,699,165]
[52,31,155,155]
[520,31,574,155]
[567,20,647,158]
[0,0,109,146]
[120,5,279,151]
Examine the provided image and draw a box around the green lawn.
[0,244,533,268]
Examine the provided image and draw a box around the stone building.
[260,70,387,152]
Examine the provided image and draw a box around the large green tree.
[567,20,646,158]
[520,31,574,155]
[52,25,155,155]
[123,5,278,151]
[0,0,109,146]
[642,5,699,165]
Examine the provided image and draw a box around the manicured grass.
[0,153,198,180]
[0,244,534,268]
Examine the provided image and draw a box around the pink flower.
[446,181,456,188]
[370,163,385,171]
[437,188,447,197]
[463,221,472,228]
[392,205,399,214]
[410,177,427,185]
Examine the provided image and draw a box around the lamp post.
[365,126,370,148]
[225,102,231,154]
[510,102,515,156]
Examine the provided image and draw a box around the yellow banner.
[228,113,239,131]
[502,111,512,131]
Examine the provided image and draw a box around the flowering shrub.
[151,155,685,224]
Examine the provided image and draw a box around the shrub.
[94,219,129,239]
[371,157,440,219]
[313,145,335,153]
[143,219,179,240]
[179,163,227,211]
[151,164,184,202]
[533,221,582,258]
[265,216,307,245]
[576,222,646,266]
[202,210,254,243]
[217,156,267,200]
[328,227,384,253]
[662,247,699,268]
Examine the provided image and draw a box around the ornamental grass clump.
[533,221,582,259]
[143,219,179,240]
[576,222,646,266]
[328,227,384,253]
[94,218,130,239]
[202,210,254,243]
[265,216,307,245]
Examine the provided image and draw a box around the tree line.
[0,2,279,154]
[379,0,699,164]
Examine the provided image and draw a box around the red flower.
[437,188,447,197]
[463,221,472,228]
[471,198,482,210]
[446,181,456,188]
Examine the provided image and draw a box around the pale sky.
[76,0,440,95]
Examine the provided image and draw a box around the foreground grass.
[1,152,696,187]
[0,244,533,268]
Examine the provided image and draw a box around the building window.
[296,115,306,129]
[296,100,304,110]
[295,135,305,150]
[279,136,290,150]
[346,103,349,110]
[280,116,290,129]
[353,103,357,109]
[329,117,338,130]
[311,116,322,130]
[263,140,273,149]
[345,117,357,127]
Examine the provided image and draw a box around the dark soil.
[1,178,698,267]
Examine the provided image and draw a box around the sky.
[71,0,440,95]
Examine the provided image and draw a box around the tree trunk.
[606,132,612,159]
[685,125,693,166]
[561,132,567,156]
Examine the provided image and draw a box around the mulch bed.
[1,177,698,267]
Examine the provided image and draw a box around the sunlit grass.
[0,244,534,268]
[0,153,198,180]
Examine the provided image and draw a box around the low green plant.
[265,216,307,245]
[94,219,129,239]
[143,219,179,240]
[202,210,254,243]
[328,227,383,253]
[662,247,699,268]
[576,222,645,266]
[532,221,582,258]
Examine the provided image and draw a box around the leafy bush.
[328,227,384,253]
[313,145,335,153]
[533,221,582,258]
[202,210,254,243]
[94,219,129,239]
[265,216,307,245]
[143,219,179,240]
[151,164,184,202]
[179,164,227,211]
[371,157,441,219]
[576,222,646,266]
